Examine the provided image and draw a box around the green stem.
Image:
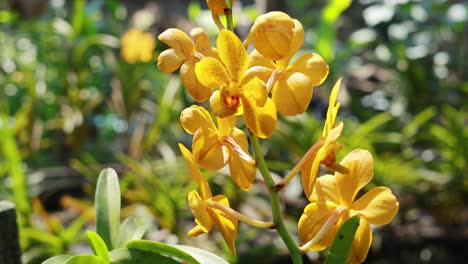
[225,0,234,31]
[250,132,303,264]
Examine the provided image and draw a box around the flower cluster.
[156,4,399,263]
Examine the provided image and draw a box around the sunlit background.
[0,0,467,263]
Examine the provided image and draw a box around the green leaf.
[117,216,150,248]
[65,255,106,264]
[42,255,72,264]
[170,245,229,264]
[187,2,201,21]
[95,168,121,250]
[325,215,360,264]
[71,0,86,37]
[126,240,199,264]
[109,248,180,264]
[86,231,111,263]
[316,0,352,61]
[0,114,30,227]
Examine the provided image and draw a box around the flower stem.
[207,200,275,229]
[250,132,303,264]
[274,139,324,191]
[225,0,234,31]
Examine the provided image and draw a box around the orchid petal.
[351,187,399,226]
[192,127,226,171]
[158,28,194,57]
[323,78,341,137]
[188,190,213,232]
[272,72,313,115]
[195,57,230,89]
[308,174,341,205]
[180,105,216,135]
[348,218,372,264]
[335,149,374,205]
[179,144,212,199]
[180,60,213,101]
[208,195,238,255]
[217,115,237,136]
[298,202,339,251]
[217,30,248,82]
[241,80,277,138]
[157,49,186,72]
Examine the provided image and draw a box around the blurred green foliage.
[0,0,466,263]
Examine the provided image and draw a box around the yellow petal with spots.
[240,77,276,138]
[217,30,248,82]
[195,57,230,89]
[241,95,277,138]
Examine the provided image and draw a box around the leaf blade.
[95,168,121,250]
[325,215,360,264]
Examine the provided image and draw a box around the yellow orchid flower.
[120,29,155,63]
[247,17,329,115]
[300,79,344,197]
[180,105,256,190]
[195,29,277,138]
[298,149,399,263]
[157,27,217,102]
[179,144,238,255]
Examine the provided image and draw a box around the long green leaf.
[316,0,352,61]
[95,168,121,250]
[171,245,229,264]
[126,240,199,264]
[65,255,106,264]
[325,215,360,264]
[109,248,180,264]
[117,216,150,248]
[86,231,110,263]
[0,115,30,227]
[42,255,72,264]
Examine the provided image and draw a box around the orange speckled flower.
[195,29,277,138]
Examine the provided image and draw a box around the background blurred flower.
[120,28,155,63]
